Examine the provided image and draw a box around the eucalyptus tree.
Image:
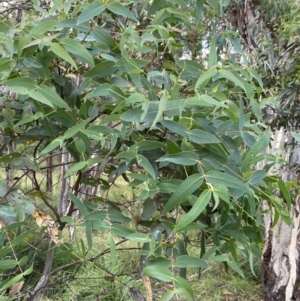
[227,0,300,300]
[0,0,287,300]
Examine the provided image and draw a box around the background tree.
[226,0,300,299]
[0,0,293,300]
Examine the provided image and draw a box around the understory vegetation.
[0,0,299,300]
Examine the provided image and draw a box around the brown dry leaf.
[33,211,59,244]
[104,276,115,282]
[8,281,24,297]
[142,275,152,301]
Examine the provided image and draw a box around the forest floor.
[1,169,263,301]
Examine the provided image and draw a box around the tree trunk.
[58,148,70,216]
[46,154,53,192]
[260,128,300,301]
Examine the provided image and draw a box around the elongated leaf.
[107,2,138,22]
[160,120,189,136]
[68,192,87,215]
[176,190,211,230]
[12,229,36,247]
[206,171,249,193]
[115,151,137,160]
[160,291,175,301]
[249,170,266,185]
[143,266,174,282]
[28,90,53,107]
[81,130,104,142]
[63,119,90,139]
[91,26,118,51]
[126,233,151,243]
[278,178,291,210]
[30,20,59,35]
[39,139,61,156]
[195,68,218,91]
[292,131,300,142]
[165,7,190,28]
[0,152,21,164]
[239,99,244,131]
[150,91,168,128]
[137,154,156,179]
[208,35,217,69]
[210,255,229,262]
[227,260,244,277]
[0,274,23,291]
[174,255,209,268]
[248,68,264,90]
[65,162,87,177]
[77,2,105,25]
[61,38,94,66]
[4,78,37,94]
[110,224,135,237]
[84,61,117,78]
[84,210,131,223]
[251,100,262,120]
[162,174,204,214]
[242,133,270,167]
[157,151,199,166]
[218,69,246,92]
[24,33,62,48]
[166,139,181,154]
[0,57,11,71]
[86,220,93,250]
[174,277,194,299]
[133,140,165,151]
[0,259,18,270]
[185,95,227,108]
[229,238,238,263]
[147,0,166,16]
[188,129,220,145]
[36,85,70,110]
[50,43,77,69]
[88,84,110,98]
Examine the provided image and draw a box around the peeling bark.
[260,128,300,301]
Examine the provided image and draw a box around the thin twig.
[50,239,129,275]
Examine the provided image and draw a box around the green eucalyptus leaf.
[157,151,199,166]
[107,2,138,22]
[50,42,77,69]
[60,38,94,66]
[143,265,174,282]
[0,259,18,270]
[188,129,220,145]
[162,173,204,214]
[77,2,105,25]
[176,190,211,230]
[160,120,189,136]
[206,171,249,193]
[174,255,209,268]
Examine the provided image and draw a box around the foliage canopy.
[0,0,293,299]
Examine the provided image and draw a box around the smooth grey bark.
[259,128,300,301]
